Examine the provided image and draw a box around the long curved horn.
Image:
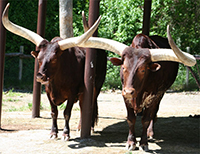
[149,26,196,66]
[78,12,129,55]
[82,11,89,32]
[167,25,196,66]
[75,24,196,67]
[58,15,102,50]
[149,49,190,63]
[78,37,128,56]
[2,3,44,46]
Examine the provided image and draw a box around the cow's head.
[2,3,101,85]
[109,46,161,112]
[31,38,63,84]
[108,34,163,111]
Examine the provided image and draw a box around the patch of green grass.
[3,88,22,97]
[7,106,18,112]
[28,103,32,110]
[4,98,20,102]
[59,103,66,110]
[73,107,80,111]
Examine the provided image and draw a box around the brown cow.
[107,33,195,151]
[128,33,179,150]
[2,4,106,141]
[65,26,195,150]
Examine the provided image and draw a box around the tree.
[59,0,73,38]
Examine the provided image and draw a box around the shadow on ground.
[68,116,199,153]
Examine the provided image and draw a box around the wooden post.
[32,0,47,118]
[186,47,190,88]
[59,0,73,38]
[19,46,24,81]
[142,0,152,36]
[81,0,100,139]
[0,0,8,128]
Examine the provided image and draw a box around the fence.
[5,46,32,81]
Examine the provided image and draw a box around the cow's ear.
[109,57,123,66]
[56,49,64,57]
[148,63,161,72]
[31,51,39,58]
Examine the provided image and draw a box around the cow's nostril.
[123,88,135,96]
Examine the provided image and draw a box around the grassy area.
[2,89,80,112]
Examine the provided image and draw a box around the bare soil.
[0,91,199,154]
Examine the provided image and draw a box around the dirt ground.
[0,91,199,154]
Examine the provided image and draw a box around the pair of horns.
[2,3,196,67]
[2,3,101,50]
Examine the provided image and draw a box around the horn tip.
[5,3,10,9]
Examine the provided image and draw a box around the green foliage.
[99,0,144,44]
[100,0,200,91]
[102,61,121,90]
[3,0,200,91]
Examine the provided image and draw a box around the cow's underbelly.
[46,85,81,106]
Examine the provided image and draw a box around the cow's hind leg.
[50,103,58,139]
[91,87,100,132]
[147,119,154,140]
[62,99,74,141]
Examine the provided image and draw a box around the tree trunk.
[59,0,73,38]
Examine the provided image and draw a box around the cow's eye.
[40,44,46,48]
[51,58,57,64]
[122,67,127,72]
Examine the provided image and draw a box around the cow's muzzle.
[122,88,137,99]
[122,88,141,113]
[36,72,49,85]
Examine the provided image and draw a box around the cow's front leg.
[50,103,58,139]
[62,99,74,141]
[140,113,151,151]
[125,104,137,151]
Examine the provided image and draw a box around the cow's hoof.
[76,128,80,132]
[91,127,95,133]
[126,143,136,151]
[148,136,155,142]
[50,133,58,140]
[62,134,70,141]
[140,144,149,151]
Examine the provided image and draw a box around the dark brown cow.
[106,33,195,151]
[119,33,178,150]
[67,26,195,150]
[2,4,106,141]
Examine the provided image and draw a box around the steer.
[56,25,195,150]
[106,33,195,151]
[127,33,179,149]
[2,4,106,140]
